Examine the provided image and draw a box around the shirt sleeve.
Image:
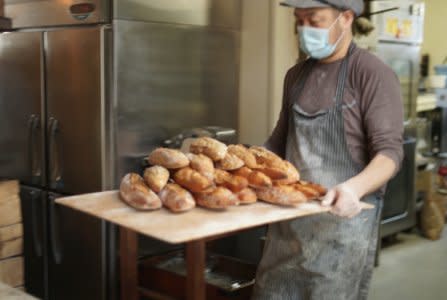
[359,60,404,174]
[263,69,293,158]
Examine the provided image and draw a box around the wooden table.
[56,191,373,300]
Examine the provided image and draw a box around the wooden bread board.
[56,191,373,244]
[0,181,21,227]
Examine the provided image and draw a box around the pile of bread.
[119,137,326,213]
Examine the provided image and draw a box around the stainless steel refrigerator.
[368,0,425,236]
[0,1,241,299]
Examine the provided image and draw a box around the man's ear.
[341,10,355,29]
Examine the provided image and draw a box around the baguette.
[249,146,283,168]
[256,185,307,206]
[227,144,258,168]
[173,167,214,193]
[232,166,253,179]
[248,171,272,189]
[216,153,245,171]
[214,169,248,193]
[187,153,215,181]
[119,173,162,210]
[195,187,239,210]
[148,148,189,169]
[236,188,257,205]
[143,166,170,193]
[189,137,227,161]
[274,160,300,184]
[159,183,196,213]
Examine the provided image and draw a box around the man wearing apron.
[253,0,404,299]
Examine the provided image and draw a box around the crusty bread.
[148,148,189,169]
[291,183,320,200]
[159,183,196,213]
[227,144,258,168]
[195,187,239,210]
[119,173,162,210]
[232,166,253,179]
[257,166,288,180]
[296,181,327,197]
[173,167,214,193]
[189,137,227,161]
[216,153,245,171]
[274,160,300,184]
[143,166,170,193]
[187,153,215,181]
[256,184,307,206]
[249,146,283,168]
[248,171,272,189]
[236,188,257,205]
[214,169,248,193]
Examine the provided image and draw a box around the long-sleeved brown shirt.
[265,44,404,195]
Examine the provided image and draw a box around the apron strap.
[287,58,316,110]
[334,43,355,108]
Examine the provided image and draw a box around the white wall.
[238,0,298,145]
[421,0,447,74]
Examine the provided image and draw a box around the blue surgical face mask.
[297,14,345,60]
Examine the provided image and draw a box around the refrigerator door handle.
[48,117,62,189]
[28,115,41,184]
[29,190,43,257]
[48,194,62,264]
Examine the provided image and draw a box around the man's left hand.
[321,184,362,218]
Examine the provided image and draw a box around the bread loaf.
[236,188,257,205]
[143,166,170,193]
[257,167,288,180]
[195,187,239,210]
[190,137,227,161]
[187,153,215,181]
[248,171,272,189]
[227,144,258,168]
[148,148,189,169]
[256,185,307,206]
[214,169,248,193]
[159,183,196,213]
[274,160,300,184]
[296,181,327,197]
[119,173,162,210]
[173,167,214,193]
[232,166,253,179]
[216,153,245,171]
[249,146,283,167]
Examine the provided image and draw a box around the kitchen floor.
[369,225,447,300]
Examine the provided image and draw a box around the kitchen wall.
[239,0,298,145]
[421,0,447,74]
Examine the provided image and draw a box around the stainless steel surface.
[381,136,417,237]
[373,42,420,121]
[369,0,424,44]
[46,26,104,194]
[20,186,48,300]
[4,0,110,29]
[48,192,106,300]
[113,20,240,185]
[0,31,45,187]
[114,0,241,29]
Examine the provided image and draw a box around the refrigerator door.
[20,185,47,299]
[0,31,45,187]
[374,43,420,121]
[45,26,106,194]
[47,192,106,300]
[4,0,110,29]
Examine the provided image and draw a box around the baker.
[252,0,404,299]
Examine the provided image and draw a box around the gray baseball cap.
[280,0,364,17]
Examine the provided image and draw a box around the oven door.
[381,136,417,237]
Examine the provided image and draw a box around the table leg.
[120,227,138,300]
[185,240,206,300]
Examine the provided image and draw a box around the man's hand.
[321,184,362,218]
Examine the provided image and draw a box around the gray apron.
[252,45,383,300]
